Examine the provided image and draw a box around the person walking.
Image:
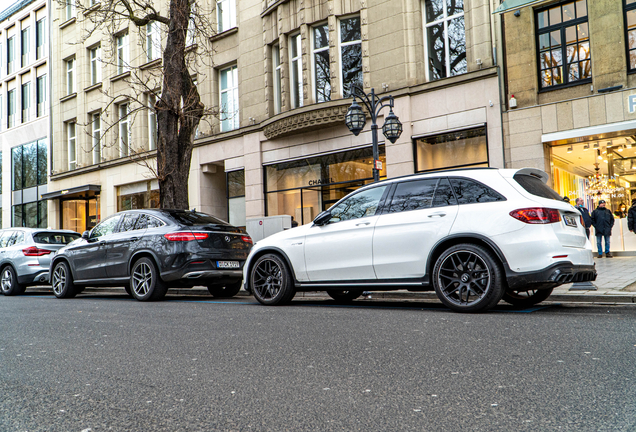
[591,200,615,258]
[575,198,592,239]
[628,198,636,234]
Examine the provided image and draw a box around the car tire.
[502,287,554,307]
[207,280,242,298]
[432,243,505,313]
[327,290,363,302]
[51,261,78,299]
[130,257,168,301]
[250,253,296,306]
[0,266,24,296]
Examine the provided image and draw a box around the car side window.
[0,231,14,248]
[90,215,123,239]
[5,231,17,247]
[12,231,25,246]
[329,186,387,223]
[432,178,458,207]
[147,216,164,228]
[388,179,438,213]
[449,178,506,204]
[120,214,140,232]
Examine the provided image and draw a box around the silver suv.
[0,228,80,296]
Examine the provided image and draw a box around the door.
[373,178,458,279]
[105,213,146,278]
[304,185,388,281]
[72,214,122,281]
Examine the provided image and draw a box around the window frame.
[118,103,130,157]
[89,45,101,85]
[7,35,15,75]
[66,57,75,95]
[338,15,362,98]
[413,126,490,173]
[219,65,239,132]
[146,21,161,62]
[535,1,591,91]
[272,43,282,114]
[289,33,303,109]
[65,0,76,21]
[7,88,15,128]
[311,23,331,103]
[116,32,129,75]
[36,18,45,60]
[624,0,636,73]
[36,74,46,117]
[21,26,30,68]
[91,112,101,164]
[422,0,466,81]
[21,81,30,123]
[217,0,237,33]
[67,121,76,170]
[148,93,157,150]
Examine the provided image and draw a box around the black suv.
[50,209,253,301]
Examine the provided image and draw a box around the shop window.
[312,24,330,103]
[62,197,100,233]
[265,146,386,225]
[227,169,245,227]
[272,44,282,114]
[625,0,636,71]
[388,179,438,213]
[217,0,236,33]
[89,45,101,85]
[415,127,488,172]
[423,0,466,81]
[536,1,590,89]
[11,139,47,228]
[290,34,303,109]
[340,16,362,97]
[117,181,160,211]
[220,65,239,132]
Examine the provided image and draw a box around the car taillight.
[509,208,561,224]
[22,246,52,256]
[164,232,209,241]
[241,235,253,244]
[580,215,585,226]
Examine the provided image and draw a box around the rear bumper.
[18,270,50,286]
[505,262,597,290]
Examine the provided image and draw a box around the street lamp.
[345,86,402,182]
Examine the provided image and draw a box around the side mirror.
[313,211,332,226]
[81,231,89,240]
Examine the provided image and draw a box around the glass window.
[290,34,303,109]
[12,145,22,191]
[329,186,387,222]
[33,232,80,245]
[92,113,101,164]
[227,169,245,227]
[38,201,47,228]
[147,216,164,228]
[415,127,488,172]
[626,0,636,71]
[513,173,563,201]
[8,89,15,128]
[0,230,14,247]
[148,94,157,150]
[388,179,438,213]
[12,139,47,191]
[7,36,15,75]
[146,22,161,62]
[90,46,101,85]
[537,1,590,89]
[21,27,29,68]
[22,142,36,189]
[424,0,466,81]
[168,211,228,226]
[433,177,458,207]
[117,32,129,75]
[217,0,236,33]
[21,82,30,123]
[449,178,506,204]
[66,58,75,95]
[119,103,129,156]
[65,0,76,21]
[220,66,239,132]
[13,231,24,245]
[273,44,282,114]
[37,139,47,185]
[313,24,330,102]
[67,121,76,170]
[340,16,362,97]
[90,215,122,238]
[119,213,140,231]
[0,152,3,193]
[36,75,46,117]
[36,19,45,60]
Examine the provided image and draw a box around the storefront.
[42,185,101,234]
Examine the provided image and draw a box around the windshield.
[168,211,230,226]
[513,174,563,201]
[33,232,81,245]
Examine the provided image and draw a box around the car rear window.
[33,232,81,245]
[513,174,562,201]
[168,211,229,226]
[449,178,506,204]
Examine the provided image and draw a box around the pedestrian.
[291,216,298,228]
[591,200,615,258]
[615,202,628,218]
[628,198,636,234]
[575,197,592,239]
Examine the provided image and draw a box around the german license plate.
[217,261,240,269]
[564,215,577,227]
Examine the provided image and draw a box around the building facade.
[48,0,504,234]
[500,0,636,251]
[0,0,49,229]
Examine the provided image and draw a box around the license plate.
[564,215,577,227]
[217,261,240,269]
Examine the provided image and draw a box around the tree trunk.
[156,0,203,209]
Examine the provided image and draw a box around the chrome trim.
[183,270,243,279]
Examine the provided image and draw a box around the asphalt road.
[1,293,635,432]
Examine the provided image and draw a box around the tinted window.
[329,186,387,222]
[135,214,164,230]
[90,215,123,238]
[389,179,438,213]
[5,232,17,247]
[12,231,25,245]
[147,216,164,228]
[433,178,458,207]
[168,211,228,226]
[513,174,562,201]
[0,231,14,247]
[449,178,506,204]
[120,213,140,232]
[33,232,80,244]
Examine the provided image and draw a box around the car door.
[105,212,146,278]
[373,178,459,279]
[304,185,389,281]
[71,215,123,281]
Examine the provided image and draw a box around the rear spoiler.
[512,168,549,184]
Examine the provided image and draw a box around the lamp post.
[345,86,403,182]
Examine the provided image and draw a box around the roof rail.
[378,167,498,184]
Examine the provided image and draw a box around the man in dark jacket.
[628,199,636,234]
[591,200,615,258]
[575,198,592,238]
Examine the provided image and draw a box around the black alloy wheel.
[51,262,78,299]
[0,266,25,296]
[250,253,295,305]
[432,243,504,313]
[130,257,168,301]
[502,287,554,307]
[327,290,363,302]
[207,280,242,298]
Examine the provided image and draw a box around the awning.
[41,184,101,200]
[542,119,636,145]
[493,0,548,14]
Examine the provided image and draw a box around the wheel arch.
[427,234,509,278]
[129,250,162,276]
[50,257,74,281]
[246,247,299,285]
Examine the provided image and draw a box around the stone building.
[0,0,49,228]
[47,0,504,233]
[499,0,636,251]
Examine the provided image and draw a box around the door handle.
[356,222,371,226]
[129,237,139,242]
[428,213,446,218]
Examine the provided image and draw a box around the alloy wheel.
[252,259,283,300]
[1,268,13,293]
[132,262,152,297]
[437,250,491,307]
[52,265,67,296]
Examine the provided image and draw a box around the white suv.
[243,168,596,312]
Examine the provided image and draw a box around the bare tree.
[57,0,218,209]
